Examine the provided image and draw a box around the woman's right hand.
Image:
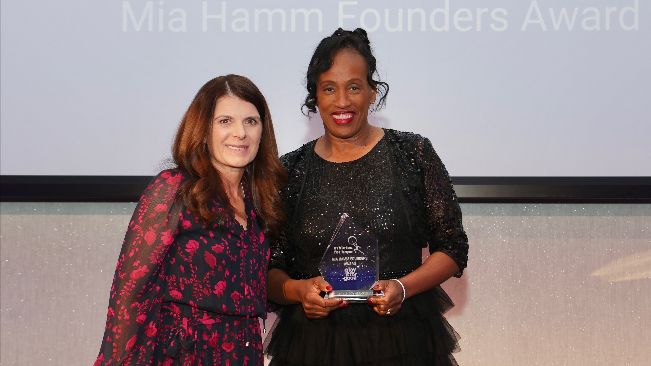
[294,276,345,319]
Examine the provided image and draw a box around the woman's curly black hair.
[302,28,389,115]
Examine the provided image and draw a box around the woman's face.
[316,49,376,140]
[208,95,263,174]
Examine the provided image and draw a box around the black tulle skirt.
[264,286,460,366]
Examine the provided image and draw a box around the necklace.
[227,182,247,228]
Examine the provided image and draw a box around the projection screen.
[1,0,650,178]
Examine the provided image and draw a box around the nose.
[334,89,351,108]
[232,121,247,139]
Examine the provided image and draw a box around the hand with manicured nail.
[296,276,345,319]
[368,280,403,316]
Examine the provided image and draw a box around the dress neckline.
[236,185,254,232]
[312,128,386,165]
[215,185,252,232]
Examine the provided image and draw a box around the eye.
[216,118,231,125]
[349,84,361,92]
[244,117,260,126]
[323,86,335,94]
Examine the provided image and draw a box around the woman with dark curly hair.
[265,28,468,365]
[95,74,285,365]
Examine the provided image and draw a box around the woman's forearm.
[398,252,459,299]
[268,268,309,304]
[268,268,291,304]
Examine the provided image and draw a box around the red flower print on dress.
[181,219,192,230]
[145,321,157,337]
[230,291,242,303]
[154,203,168,213]
[169,289,183,300]
[222,342,235,353]
[208,333,219,348]
[259,232,264,243]
[199,312,216,325]
[161,230,174,245]
[214,280,226,297]
[136,314,147,324]
[93,354,104,366]
[204,251,217,269]
[125,335,137,351]
[130,265,149,280]
[144,230,156,245]
[211,243,224,254]
[185,240,199,256]
[169,302,181,315]
[166,173,183,185]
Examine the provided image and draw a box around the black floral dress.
[95,169,268,366]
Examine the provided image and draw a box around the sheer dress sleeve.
[268,147,307,273]
[94,170,183,365]
[269,231,290,273]
[417,138,469,277]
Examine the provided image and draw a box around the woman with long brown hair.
[95,74,285,365]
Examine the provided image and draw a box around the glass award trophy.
[319,213,379,302]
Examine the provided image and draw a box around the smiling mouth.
[332,112,354,125]
[226,145,249,152]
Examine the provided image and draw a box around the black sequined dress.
[265,129,469,366]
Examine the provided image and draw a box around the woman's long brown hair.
[172,74,286,237]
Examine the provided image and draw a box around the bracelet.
[390,278,406,303]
